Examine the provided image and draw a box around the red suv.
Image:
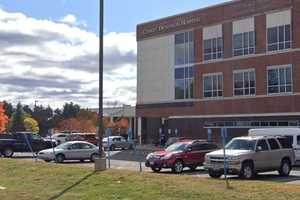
[145,140,218,173]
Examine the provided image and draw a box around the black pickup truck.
[0,132,57,157]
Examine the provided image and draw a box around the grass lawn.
[0,159,300,200]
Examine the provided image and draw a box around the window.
[233,70,255,96]
[297,136,300,145]
[204,37,223,61]
[233,31,255,56]
[203,73,223,98]
[174,31,194,100]
[256,140,269,151]
[268,65,292,94]
[175,32,194,65]
[268,139,280,150]
[175,67,194,99]
[267,24,291,52]
[277,137,292,149]
[80,143,93,149]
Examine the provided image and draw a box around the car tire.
[279,159,291,176]
[3,148,14,158]
[208,169,222,178]
[172,160,184,174]
[240,162,255,179]
[44,160,51,162]
[80,159,85,163]
[110,145,115,151]
[151,167,162,172]
[90,153,99,162]
[55,154,65,163]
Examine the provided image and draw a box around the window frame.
[233,69,256,96]
[203,72,223,99]
[267,65,293,95]
[232,31,255,57]
[203,37,223,61]
[266,24,292,53]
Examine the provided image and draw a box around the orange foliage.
[58,118,96,133]
[0,103,9,133]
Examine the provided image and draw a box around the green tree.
[3,101,14,118]
[24,117,40,133]
[32,105,53,136]
[62,102,80,119]
[9,103,26,132]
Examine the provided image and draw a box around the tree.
[58,118,96,133]
[9,103,26,133]
[0,102,9,133]
[3,101,14,118]
[32,105,53,136]
[62,102,80,119]
[24,117,39,133]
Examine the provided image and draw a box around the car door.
[113,137,122,149]
[184,143,203,166]
[65,143,83,160]
[254,139,270,171]
[78,143,94,159]
[266,138,282,169]
[295,135,300,161]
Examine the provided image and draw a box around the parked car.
[37,141,100,163]
[51,133,69,144]
[249,128,300,161]
[102,136,134,151]
[145,140,218,173]
[65,133,98,145]
[0,132,57,157]
[204,136,295,179]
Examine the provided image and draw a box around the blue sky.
[0,0,229,34]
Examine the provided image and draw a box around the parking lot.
[10,151,300,185]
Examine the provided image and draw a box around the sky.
[0,0,229,108]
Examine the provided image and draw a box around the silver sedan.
[37,141,99,163]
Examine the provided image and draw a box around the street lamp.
[95,0,106,171]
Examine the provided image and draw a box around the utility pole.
[95,0,106,171]
[99,0,104,157]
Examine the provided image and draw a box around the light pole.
[95,0,106,171]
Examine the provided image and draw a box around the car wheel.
[240,162,255,179]
[279,159,291,176]
[151,167,162,172]
[208,169,222,178]
[80,159,85,163]
[172,160,184,174]
[44,160,51,162]
[55,154,65,163]
[3,148,14,158]
[110,145,115,151]
[90,153,99,162]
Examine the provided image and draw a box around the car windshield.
[225,139,256,151]
[56,143,70,150]
[165,143,187,152]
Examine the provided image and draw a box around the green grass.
[0,159,300,200]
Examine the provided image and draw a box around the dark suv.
[145,140,218,173]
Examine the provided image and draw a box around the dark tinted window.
[268,139,280,150]
[80,143,93,149]
[256,140,269,151]
[297,136,300,145]
[201,143,218,150]
[277,137,292,149]
[190,144,202,151]
[71,143,81,150]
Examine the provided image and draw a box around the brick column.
[223,22,232,58]
[292,1,300,48]
[255,14,266,54]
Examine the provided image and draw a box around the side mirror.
[186,147,192,152]
[67,147,72,150]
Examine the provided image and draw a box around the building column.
[137,117,142,144]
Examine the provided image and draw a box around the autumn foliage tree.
[0,102,9,133]
[24,117,40,133]
[58,118,96,133]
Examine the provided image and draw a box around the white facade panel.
[233,17,254,34]
[203,24,222,40]
[137,35,174,104]
[267,9,291,28]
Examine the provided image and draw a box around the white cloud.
[60,14,87,28]
[0,9,137,109]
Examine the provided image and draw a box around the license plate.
[149,161,154,165]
